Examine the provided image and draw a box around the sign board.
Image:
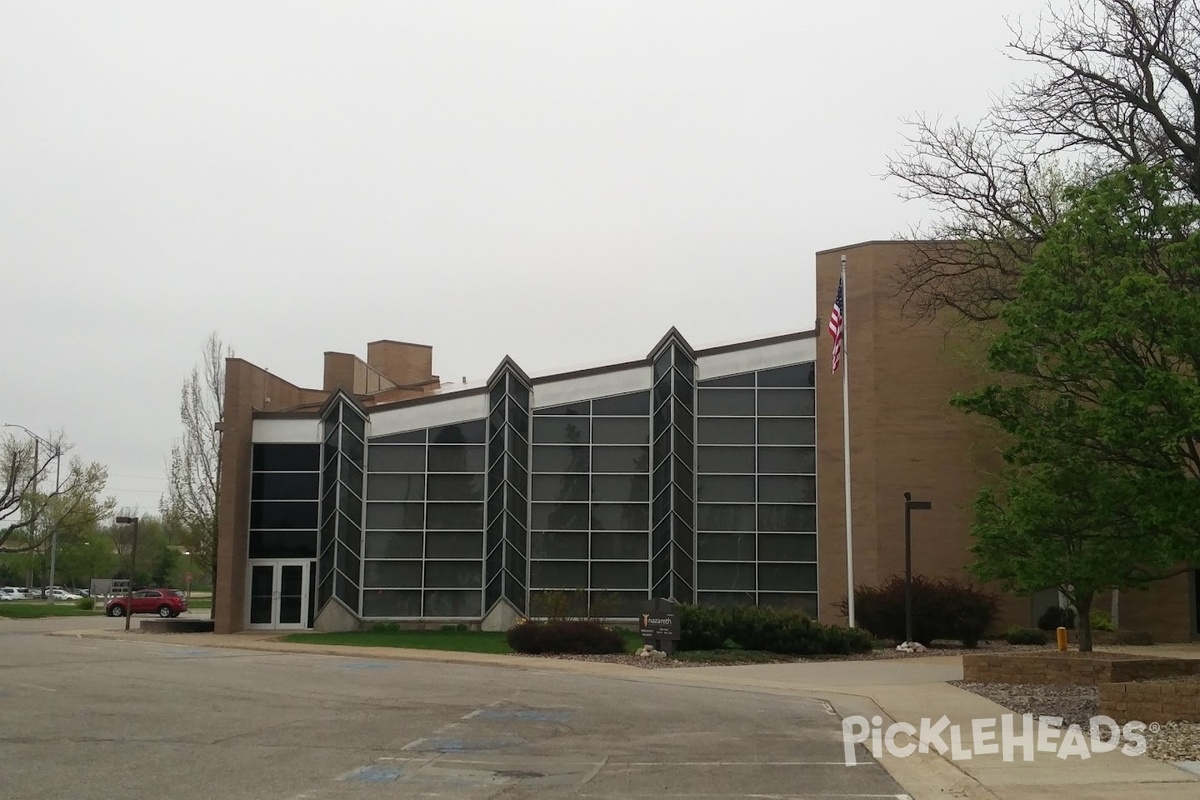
[185,572,193,585]
[639,597,680,651]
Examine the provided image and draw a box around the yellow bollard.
[1056,626,1068,652]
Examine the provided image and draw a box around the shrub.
[677,604,874,656]
[371,622,400,633]
[679,604,726,651]
[1090,610,1117,631]
[1036,605,1076,631]
[76,597,95,611]
[839,574,999,648]
[1001,626,1048,645]
[506,620,626,655]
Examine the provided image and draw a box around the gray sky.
[1,1,1046,515]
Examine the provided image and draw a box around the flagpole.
[841,254,855,628]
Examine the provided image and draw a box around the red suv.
[106,589,188,618]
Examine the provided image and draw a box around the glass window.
[252,444,321,472]
[653,352,671,382]
[757,363,815,388]
[758,418,815,446]
[509,378,530,408]
[338,457,364,494]
[423,590,481,617]
[429,419,486,444]
[366,474,424,502]
[697,503,756,531]
[251,472,320,501]
[532,474,589,502]
[757,389,815,417]
[697,446,756,474]
[591,532,648,560]
[425,503,484,530]
[362,590,421,617]
[426,474,483,501]
[425,561,483,589]
[367,445,425,473]
[697,389,756,417]
[248,530,318,559]
[532,445,589,473]
[591,561,648,590]
[696,532,756,561]
[758,533,817,562]
[591,503,649,532]
[250,501,318,530]
[529,531,588,560]
[364,502,424,530]
[592,391,650,416]
[531,502,590,531]
[698,372,755,388]
[589,590,648,617]
[697,563,756,591]
[428,444,485,472]
[341,428,365,466]
[364,531,423,559]
[592,446,650,473]
[758,504,816,532]
[533,417,591,444]
[757,446,816,474]
[369,429,426,445]
[533,401,590,416]
[696,591,756,607]
[363,561,422,588]
[591,417,649,445]
[758,563,818,592]
[529,561,587,589]
[697,418,756,445]
[759,592,818,618]
[591,474,648,502]
[696,475,756,503]
[757,475,816,503]
[424,531,483,559]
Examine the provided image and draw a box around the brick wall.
[1099,680,1200,724]
[962,653,1200,686]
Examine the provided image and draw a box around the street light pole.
[116,516,139,632]
[903,492,932,647]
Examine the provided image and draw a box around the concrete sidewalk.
[49,627,1200,800]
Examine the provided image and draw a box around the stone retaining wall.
[962,653,1200,686]
[1098,680,1200,724]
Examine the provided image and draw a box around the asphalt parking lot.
[0,619,906,799]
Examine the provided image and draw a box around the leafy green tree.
[955,165,1200,648]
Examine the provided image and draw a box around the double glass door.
[247,559,311,629]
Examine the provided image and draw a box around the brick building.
[212,241,1200,641]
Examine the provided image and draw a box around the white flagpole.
[841,254,855,628]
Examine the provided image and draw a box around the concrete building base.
[480,598,521,632]
[313,599,360,632]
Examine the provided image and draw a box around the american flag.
[828,276,845,372]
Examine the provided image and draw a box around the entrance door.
[247,560,311,630]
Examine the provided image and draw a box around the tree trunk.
[1076,593,1094,652]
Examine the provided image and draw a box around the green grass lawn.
[0,601,99,619]
[186,598,212,610]
[283,626,645,655]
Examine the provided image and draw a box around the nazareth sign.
[639,597,680,643]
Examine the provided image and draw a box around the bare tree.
[888,0,1200,320]
[1,430,113,553]
[162,333,231,616]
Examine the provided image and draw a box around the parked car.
[48,589,82,601]
[105,589,188,618]
[0,587,25,601]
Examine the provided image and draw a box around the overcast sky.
[1,1,1047,515]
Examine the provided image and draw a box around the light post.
[115,515,139,632]
[903,492,932,647]
[3,423,62,603]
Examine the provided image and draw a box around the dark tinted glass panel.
[757,389,815,417]
[338,491,363,538]
[423,590,481,617]
[697,389,755,416]
[531,502,589,531]
[591,561,648,590]
[697,418,755,445]
[758,475,816,503]
[425,532,483,559]
[367,445,425,473]
[758,533,817,562]
[509,400,530,441]
[653,352,671,382]
[253,444,320,472]
[696,532,755,561]
[592,446,649,473]
[698,372,755,388]
[758,418,814,446]
[673,369,694,408]
[426,474,483,501]
[425,503,484,530]
[696,504,756,531]
[591,474,648,502]
[366,474,424,501]
[252,472,320,501]
[759,592,818,617]
[430,419,486,444]
[757,363,814,388]
[757,446,816,474]
[509,379,530,407]
[591,503,649,531]
[364,531,423,559]
[653,373,671,412]
[363,561,422,588]
[533,401,589,416]
[532,445,589,473]
[364,502,424,530]
[759,563,818,592]
[369,429,425,445]
[342,427,365,466]
[250,501,318,530]
[428,445,485,472]
[529,531,588,560]
[696,475,756,503]
[676,354,694,380]
[341,403,366,434]
[362,590,421,617]
[591,417,649,445]
[697,446,756,474]
[589,590,648,617]
[248,530,318,559]
[697,563,756,591]
[758,504,817,532]
[338,458,363,493]
[696,591,755,607]
[592,391,650,416]
[529,561,587,588]
[591,532,648,560]
[425,561,483,589]
[532,474,589,502]
[533,417,590,444]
